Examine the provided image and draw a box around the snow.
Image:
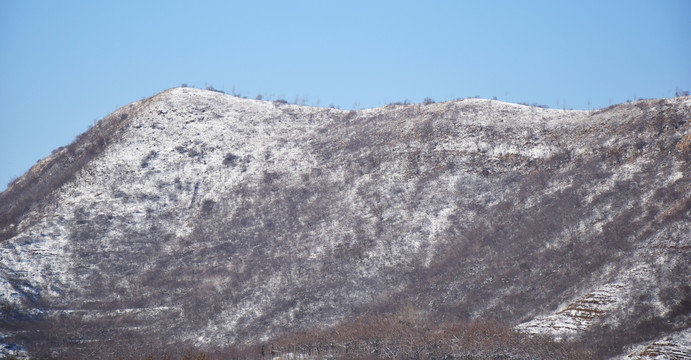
[612,329,691,360]
[1,89,689,356]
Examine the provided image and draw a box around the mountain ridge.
[1,88,690,359]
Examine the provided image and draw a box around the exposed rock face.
[1,88,689,358]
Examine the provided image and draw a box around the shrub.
[518,102,549,108]
[222,153,240,166]
[141,150,159,168]
[423,97,435,105]
[6,175,19,189]
[205,85,224,94]
[246,313,589,359]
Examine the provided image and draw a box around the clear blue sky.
[1,0,690,190]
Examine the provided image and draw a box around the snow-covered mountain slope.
[1,88,689,359]
[612,329,691,360]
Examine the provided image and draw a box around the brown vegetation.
[0,97,155,241]
[1,91,689,359]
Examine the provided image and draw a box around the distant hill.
[1,88,689,359]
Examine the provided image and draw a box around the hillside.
[1,88,690,359]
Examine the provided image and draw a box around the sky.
[1,0,690,191]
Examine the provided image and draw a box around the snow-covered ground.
[1,88,689,358]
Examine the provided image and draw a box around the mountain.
[1,88,689,359]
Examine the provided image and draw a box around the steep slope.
[1,88,689,359]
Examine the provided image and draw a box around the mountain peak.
[1,90,690,359]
